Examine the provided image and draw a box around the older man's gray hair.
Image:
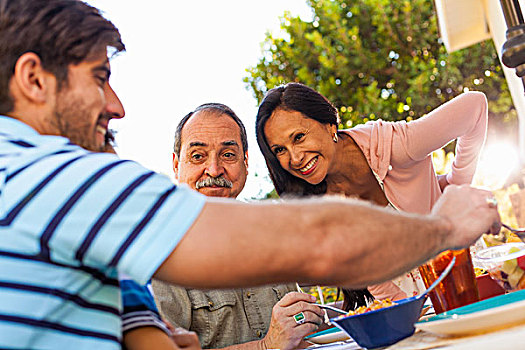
[173,103,248,158]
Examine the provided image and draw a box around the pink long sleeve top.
[345,91,488,214]
[343,91,488,298]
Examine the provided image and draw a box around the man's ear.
[12,52,53,104]
[244,151,249,175]
[172,152,179,180]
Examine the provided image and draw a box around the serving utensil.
[502,223,525,241]
[316,257,455,319]
[416,256,456,299]
[328,258,455,349]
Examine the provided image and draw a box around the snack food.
[474,267,487,277]
[489,246,525,290]
[474,243,525,292]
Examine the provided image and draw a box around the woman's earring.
[333,133,338,143]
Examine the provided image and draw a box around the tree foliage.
[244,0,515,131]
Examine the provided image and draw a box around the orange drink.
[418,248,479,314]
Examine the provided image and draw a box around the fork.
[316,285,332,325]
[296,284,341,324]
[316,303,347,315]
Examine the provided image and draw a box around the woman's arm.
[394,91,488,185]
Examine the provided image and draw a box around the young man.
[152,103,320,350]
[0,1,500,349]
[105,135,199,350]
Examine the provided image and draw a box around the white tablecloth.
[307,322,525,349]
[386,322,525,350]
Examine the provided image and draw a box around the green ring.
[293,312,306,324]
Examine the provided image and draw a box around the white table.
[307,322,525,349]
[386,322,525,350]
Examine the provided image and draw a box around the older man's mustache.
[195,176,233,189]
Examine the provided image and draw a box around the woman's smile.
[298,156,318,175]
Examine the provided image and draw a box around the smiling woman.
[256,82,489,308]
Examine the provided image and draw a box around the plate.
[415,289,525,336]
[304,327,350,344]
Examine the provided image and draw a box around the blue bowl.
[330,295,426,349]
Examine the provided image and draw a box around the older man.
[153,103,322,350]
[0,1,500,349]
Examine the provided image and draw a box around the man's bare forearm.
[310,200,451,287]
[155,196,452,288]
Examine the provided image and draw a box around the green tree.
[244,0,515,133]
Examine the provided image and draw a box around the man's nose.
[204,156,224,177]
[105,83,125,119]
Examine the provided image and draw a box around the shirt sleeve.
[32,152,206,285]
[120,275,172,335]
[392,91,488,185]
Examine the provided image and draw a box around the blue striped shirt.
[0,116,205,349]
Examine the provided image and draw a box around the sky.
[86,0,313,199]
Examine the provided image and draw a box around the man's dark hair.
[173,103,248,158]
[0,0,125,113]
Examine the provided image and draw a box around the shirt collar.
[0,115,41,140]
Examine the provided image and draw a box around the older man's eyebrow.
[223,140,239,147]
[189,141,207,148]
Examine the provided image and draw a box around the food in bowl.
[330,295,426,349]
[337,299,396,317]
[474,243,525,291]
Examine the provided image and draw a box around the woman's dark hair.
[256,83,340,196]
[0,0,125,113]
[256,83,372,310]
[341,288,375,311]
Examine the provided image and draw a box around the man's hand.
[172,328,201,350]
[431,185,501,249]
[261,292,324,350]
